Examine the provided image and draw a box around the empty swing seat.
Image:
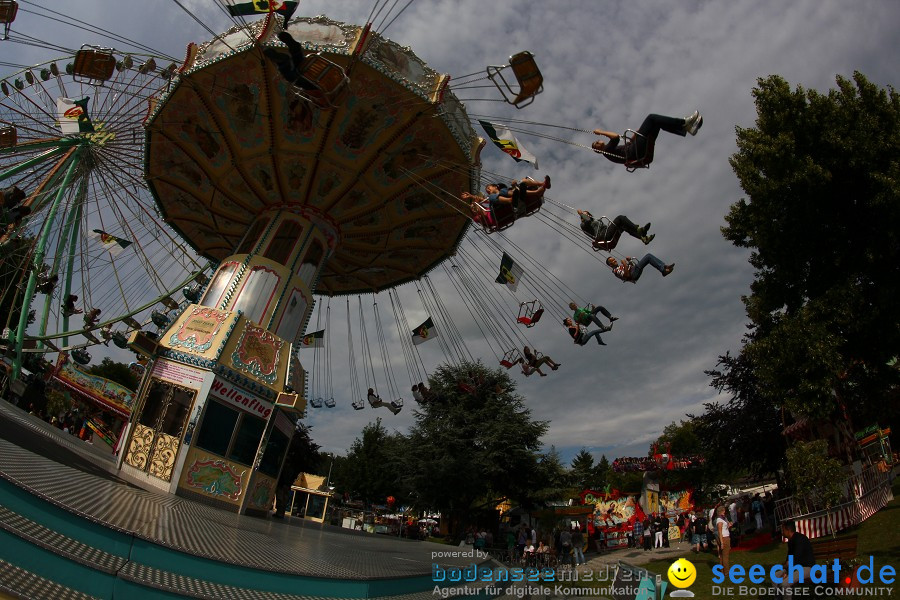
[486,51,544,109]
[352,398,365,410]
[324,397,336,408]
[517,308,544,327]
[310,397,324,409]
[72,46,117,85]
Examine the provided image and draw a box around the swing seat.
[324,397,336,408]
[512,180,544,217]
[486,51,543,109]
[310,397,323,408]
[352,398,365,410]
[62,305,82,318]
[517,300,544,327]
[124,317,142,330]
[622,129,654,172]
[0,125,16,149]
[72,46,117,85]
[483,201,516,233]
[500,348,523,369]
[390,398,403,409]
[589,216,620,252]
[0,1,17,40]
[517,308,544,327]
[292,53,349,110]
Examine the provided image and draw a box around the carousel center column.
[119,208,338,513]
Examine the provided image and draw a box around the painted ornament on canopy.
[231,323,284,384]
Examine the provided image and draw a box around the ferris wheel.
[0,45,211,372]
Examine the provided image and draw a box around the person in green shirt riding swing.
[569,301,617,332]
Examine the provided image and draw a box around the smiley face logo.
[667,558,697,589]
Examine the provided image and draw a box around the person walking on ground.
[642,516,652,551]
[716,506,731,571]
[571,526,585,566]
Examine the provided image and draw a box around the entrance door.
[125,379,194,482]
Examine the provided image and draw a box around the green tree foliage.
[527,446,572,507]
[695,350,786,484]
[87,357,138,390]
[339,418,406,506]
[595,455,611,490]
[652,421,702,457]
[569,448,598,492]
[785,440,844,511]
[721,72,900,423]
[401,361,548,529]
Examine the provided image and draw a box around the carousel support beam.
[12,146,82,380]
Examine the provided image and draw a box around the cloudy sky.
[4,1,898,465]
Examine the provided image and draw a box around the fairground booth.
[289,472,334,523]
[49,353,136,448]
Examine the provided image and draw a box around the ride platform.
[0,403,495,599]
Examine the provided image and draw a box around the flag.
[88,229,131,257]
[411,317,436,345]
[479,120,538,169]
[299,329,325,348]
[226,1,299,19]
[57,97,95,135]
[495,252,523,291]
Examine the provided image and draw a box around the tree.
[569,448,597,492]
[594,455,611,491]
[338,418,406,507]
[401,361,548,533]
[785,440,844,516]
[721,72,900,424]
[652,421,701,457]
[698,350,786,482]
[87,357,138,390]
[527,446,573,507]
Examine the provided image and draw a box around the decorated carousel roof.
[144,16,480,295]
